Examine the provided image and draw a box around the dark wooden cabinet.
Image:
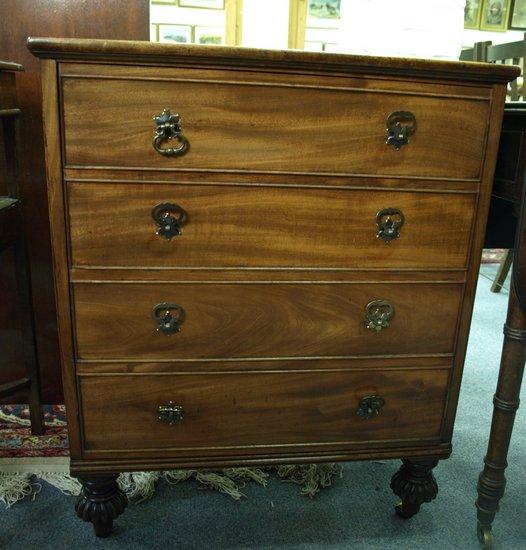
[29,38,517,537]
[0,0,149,404]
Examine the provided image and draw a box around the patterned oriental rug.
[0,405,68,458]
[0,405,340,508]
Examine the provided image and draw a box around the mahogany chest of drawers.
[28,37,518,537]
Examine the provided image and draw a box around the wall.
[241,0,290,49]
[339,0,465,59]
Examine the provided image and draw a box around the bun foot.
[93,518,114,538]
[75,474,127,537]
[394,500,421,519]
[390,459,439,519]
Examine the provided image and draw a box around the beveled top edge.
[27,37,520,84]
[0,60,24,72]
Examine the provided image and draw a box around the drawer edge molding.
[64,164,483,184]
[75,355,454,374]
[75,353,454,365]
[63,172,481,193]
[59,72,493,102]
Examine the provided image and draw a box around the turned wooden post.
[476,284,526,547]
[476,154,526,548]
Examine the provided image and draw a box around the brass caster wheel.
[477,523,493,549]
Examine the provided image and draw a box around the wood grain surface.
[67,183,476,270]
[61,76,489,179]
[73,282,462,360]
[79,369,449,454]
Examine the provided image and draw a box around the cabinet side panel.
[41,59,81,457]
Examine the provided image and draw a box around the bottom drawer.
[79,370,449,456]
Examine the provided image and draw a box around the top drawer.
[61,71,489,179]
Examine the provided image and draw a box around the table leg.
[476,284,526,548]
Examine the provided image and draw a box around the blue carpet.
[1,267,524,550]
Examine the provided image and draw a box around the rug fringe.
[37,472,82,496]
[0,472,33,508]
[118,471,161,502]
[164,470,248,500]
[0,465,341,507]
[276,463,342,498]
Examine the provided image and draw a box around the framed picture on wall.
[194,26,225,44]
[179,0,225,9]
[158,24,193,43]
[480,0,511,31]
[308,0,341,19]
[464,0,483,29]
[510,0,526,28]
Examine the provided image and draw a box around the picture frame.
[158,24,193,44]
[307,0,341,20]
[194,25,225,45]
[178,0,225,9]
[304,41,324,52]
[464,0,483,29]
[480,0,511,31]
[510,0,526,28]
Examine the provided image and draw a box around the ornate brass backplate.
[365,300,395,332]
[151,202,187,240]
[357,395,386,420]
[157,401,184,424]
[152,108,189,157]
[152,302,185,335]
[386,111,417,149]
[376,208,405,243]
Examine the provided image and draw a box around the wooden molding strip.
[27,37,519,84]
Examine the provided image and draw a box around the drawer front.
[73,283,462,360]
[79,370,449,453]
[68,183,475,270]
[62,76,488,179]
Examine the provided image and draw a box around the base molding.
[70,444,452,476]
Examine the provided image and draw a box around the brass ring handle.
[357,396,385,420]
[153,108,189,157]
[386,111,417,150]
[151,203,187,240]
[365,300,394,332]
[376,208,405,243]
[157,402,184,424]
[152,302,185,335]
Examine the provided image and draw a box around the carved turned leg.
[75,475,127,537]
[390,459,439,518]
[476,284,526,549]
